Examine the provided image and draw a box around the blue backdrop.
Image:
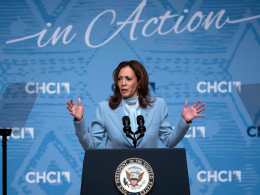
[0,0,260,194]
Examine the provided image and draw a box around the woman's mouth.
[121,89,128,94]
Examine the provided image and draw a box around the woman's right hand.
[66,98,84,121]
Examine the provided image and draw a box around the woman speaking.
[66,60,206,149]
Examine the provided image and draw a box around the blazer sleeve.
[158,99,191,148]
[73,103,107,150]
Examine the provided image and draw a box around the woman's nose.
[122,78,126,85]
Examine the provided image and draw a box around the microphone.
[136,115,146,140]
[122,116,134,139]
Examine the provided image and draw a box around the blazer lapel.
[137,108,155,146]
[109,104,134,147]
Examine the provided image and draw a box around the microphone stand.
[125,129,145,148]
[133,134,137,148]
[0,129,12,195]
[124,129,137,148]
[129,131,145,148]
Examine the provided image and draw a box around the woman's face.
[117,66,139,98]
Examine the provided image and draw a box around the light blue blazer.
[74,98,191,149]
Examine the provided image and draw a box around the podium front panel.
[81,148,190,195]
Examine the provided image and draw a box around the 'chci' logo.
[26,172,70,183]
[25,82,70,94]
[197,81,241,93]
[184,126,205,138]
[115,158,154,195]
[0,127,34,139]
[197,170,241,182]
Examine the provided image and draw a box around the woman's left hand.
[181,100,206,123]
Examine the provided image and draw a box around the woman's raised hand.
[66,98,84,121]
[181,100,206,123]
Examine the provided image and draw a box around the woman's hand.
[66,98,84,121]
[181,100,206,123]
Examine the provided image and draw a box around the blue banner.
[1,0,260,194]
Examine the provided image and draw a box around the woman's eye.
[118,78,121,80]
[127,78,132,81]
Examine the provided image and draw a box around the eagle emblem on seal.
[125,170,144,187]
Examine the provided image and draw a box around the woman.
[66,60,206,149]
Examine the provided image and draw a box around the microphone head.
[137,115,144,125]
[122,116,130,125]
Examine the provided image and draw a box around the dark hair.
[109,60,156,109]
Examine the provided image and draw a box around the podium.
[80,148,190,195]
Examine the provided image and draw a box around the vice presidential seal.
[115,158,154,195]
